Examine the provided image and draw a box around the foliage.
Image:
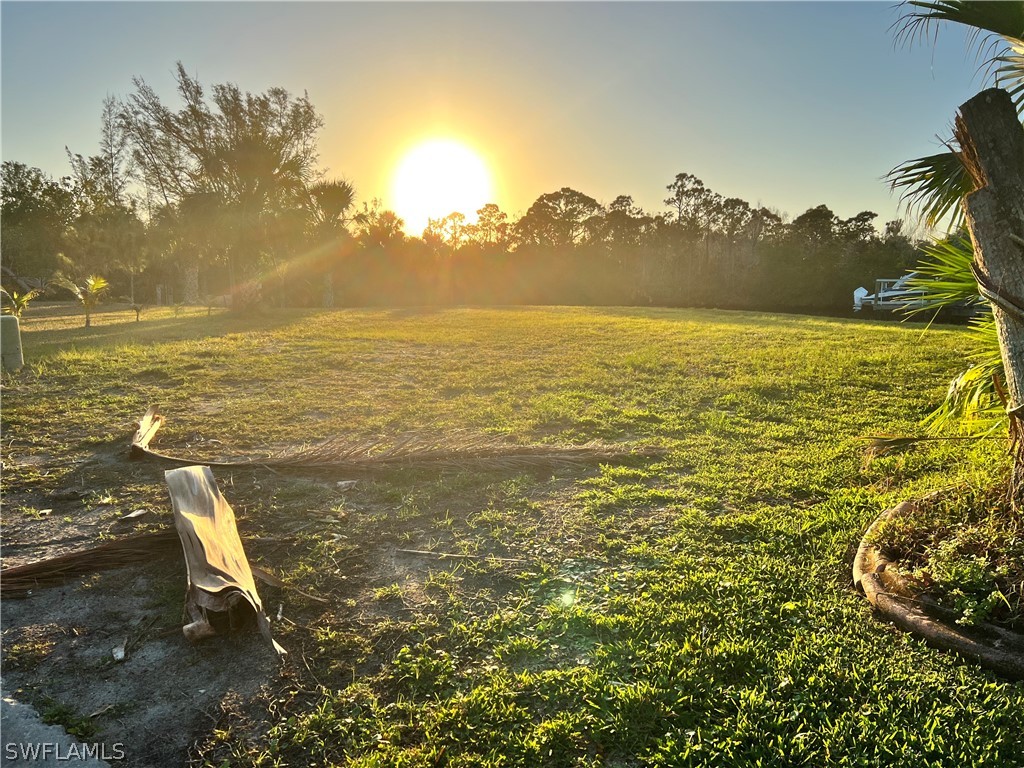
[0,72,927,313]
[55,274,109,328]
[120,62,326,292]
[904,236,982,312]
[0,162,80,280]
[920,317,1005,435]
[1,287,42,318]
[897,236,1003,434]
[889,2,1024,232]
[891,2,1024,439]
[870,488,1022,627]
[886,151,971,230]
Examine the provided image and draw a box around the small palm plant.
[56,275,109,328]
[889,2,1024,457]
[1,288,42,318]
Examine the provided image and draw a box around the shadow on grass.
[21,307,315,358]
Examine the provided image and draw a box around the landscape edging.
[853,501,1024,680]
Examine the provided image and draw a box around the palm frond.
[995,36,1024,112]
[860,434,996,464]
[53,275,85,302]
[903,236,985,314]
[0,530,180,597]
[922,314,1006,435]
[886,150,970,229]
[130,407,663,472]
[260,431,662,470]
[84,275,109,295]
[896,2,1024,56]
[0,288,41,317]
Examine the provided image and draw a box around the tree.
[718,197,753,273]
[790,204,838,249]
[56,275,108,328]
[664,173,707,232]
[466,203,510,250]
[64,206,146,301]
[307,179,356,307]
[0,162,79,282]
[63,97,147,301]
[353,199,405,251]
[308,179,356,236]
[66,96,134,213]
[121,62,325,301]
[423,211,468,250]
[514,188,603,249]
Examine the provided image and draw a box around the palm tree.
[889,2,1024,228]
[308,179,356,234]
[888,2,1024,453]
[1,287,42,318]
[57,275,109,328]
[306,179,356,308]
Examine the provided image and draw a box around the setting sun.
[392,139,492,236]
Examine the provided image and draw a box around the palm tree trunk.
[183,261,200,305]
[323,272,335,308]
[956,88,1024,504]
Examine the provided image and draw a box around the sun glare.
[392,139,493,235]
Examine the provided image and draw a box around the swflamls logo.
[3,741,127,761]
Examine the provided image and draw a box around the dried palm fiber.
[0,530,179,597]
[860,434,998,461]
[131,405,663,471]
[166,465,284,655]
[1,533,315,603]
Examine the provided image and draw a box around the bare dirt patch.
[1,561,278,767]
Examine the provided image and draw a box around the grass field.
[2,303,1022,767]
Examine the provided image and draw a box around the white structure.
[1,315,24,371]
[853,273,927,313]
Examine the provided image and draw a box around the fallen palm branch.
[0,530,180,597]
[130,406,663,471]
[0,526,316,604]
[859,434,1001,463]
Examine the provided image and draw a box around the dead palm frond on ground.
[130,406,665,472]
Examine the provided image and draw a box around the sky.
[1,1,985,234]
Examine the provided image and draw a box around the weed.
[40,699,98,741]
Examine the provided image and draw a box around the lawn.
[2,303,1022,767]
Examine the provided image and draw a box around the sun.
[392,139,493,235]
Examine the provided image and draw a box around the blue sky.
[1,1,983,230]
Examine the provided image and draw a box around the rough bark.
[956,88,1024,502]
[182,261,200,305]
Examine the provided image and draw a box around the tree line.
[1,63,919,315]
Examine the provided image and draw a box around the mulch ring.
[853,500,1024,680]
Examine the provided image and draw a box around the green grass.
[3,302,1023,767]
